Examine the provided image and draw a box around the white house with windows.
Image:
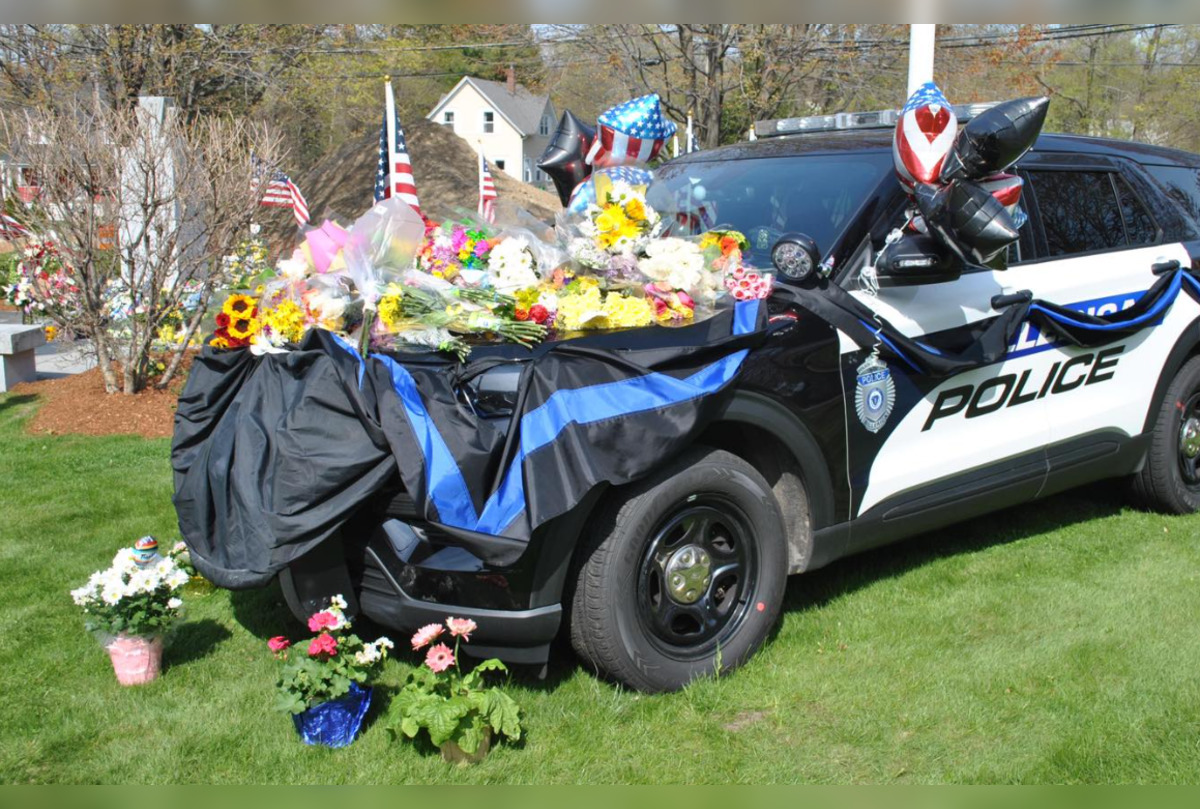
[427,72,556,188]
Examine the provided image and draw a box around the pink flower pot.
[106,635,163,686]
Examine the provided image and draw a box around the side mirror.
[876,233,963,287]
[771,233,821,283]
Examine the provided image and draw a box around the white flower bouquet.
[70,546,189,640]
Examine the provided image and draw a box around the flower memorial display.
[390,616,523,763]
[3,238,82,322]
[70,538,190,686]
[202,99,773,363]
[70,542,189,640]
[270,595,393,716]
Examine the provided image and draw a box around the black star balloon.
[940,96,1051,182]
[537,111,597,206]
[914,179,1020,265]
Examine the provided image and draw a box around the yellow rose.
[624,199,646,222]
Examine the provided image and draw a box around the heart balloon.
[940,96,1050,182]
[976,173,1025,224]
[537,110,597,206]
[914,180,1019,265]
[893,82,959,188]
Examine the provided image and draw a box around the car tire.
[1133,355,1200,514]
[568,446,789,693]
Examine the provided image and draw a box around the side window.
[1115,174,1158,246]
[1027,170,1125,257]
[1142,164,1200,237]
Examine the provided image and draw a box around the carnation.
[638,238,706,293]
[489,237,539,293]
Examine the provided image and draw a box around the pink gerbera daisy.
[411,623,445,651]
[446,617,477,641]
[425,643,455,674]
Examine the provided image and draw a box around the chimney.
[506,65,516,95]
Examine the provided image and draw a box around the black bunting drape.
[172,302,767,589]
[779,267,1200,379]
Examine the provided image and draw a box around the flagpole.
[384,76,397,198]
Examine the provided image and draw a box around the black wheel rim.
[635,495,758,660]
[1179,392,1200,487]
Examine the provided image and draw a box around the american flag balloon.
[566,166,653,213]
[893,82,958,188]
[586,94,677,169]
[978,172,1027,228]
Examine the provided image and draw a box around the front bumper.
[345,487,603,666]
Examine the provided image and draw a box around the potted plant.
[69,539,189,686]
[271,595,393,748]
[392,617,524,764]
[167,541,215,597]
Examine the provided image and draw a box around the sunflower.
[227,310,260,342]
[221,293,256,319]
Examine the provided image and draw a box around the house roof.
[427,76,552,138]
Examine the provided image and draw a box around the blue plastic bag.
[291,682,373,748]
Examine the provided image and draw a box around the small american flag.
[257,168,310,227]
[478,154,498,224]
[0,212,29,239]
[374,79,421,216]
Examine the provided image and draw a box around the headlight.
[771,233,820,282]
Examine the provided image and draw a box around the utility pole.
[907,23,937,95]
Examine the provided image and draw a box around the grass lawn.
[2,389,1200,784]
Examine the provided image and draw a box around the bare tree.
[3,100,282,393]
[546,25,909,147]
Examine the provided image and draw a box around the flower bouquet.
[391,617,523,764]
[270,596,393,748]
[70,539,189,686]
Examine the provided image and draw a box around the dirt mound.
[261,118,563,250]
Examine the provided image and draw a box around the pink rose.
[446,617,477,641]
[425,643,455,674]
[307,610,340,633]
[411,623,445,651]
[267,636,291,653]
[308,632,338,658]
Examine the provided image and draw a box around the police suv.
[285,106,1200,693]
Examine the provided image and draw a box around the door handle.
[991,290,1033,310]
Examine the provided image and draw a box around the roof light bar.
[754,102,1000,139]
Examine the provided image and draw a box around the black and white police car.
[287,105,1200,693]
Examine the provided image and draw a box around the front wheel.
[1133,355,1200,514]
[568,447,789,692]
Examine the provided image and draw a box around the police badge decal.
[855,353,896,433]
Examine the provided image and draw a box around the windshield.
[647,152,894,267]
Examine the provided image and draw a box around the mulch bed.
[12,356,192,439]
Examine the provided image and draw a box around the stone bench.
[0,324,45,392]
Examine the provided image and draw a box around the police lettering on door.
[923,345,1125,431]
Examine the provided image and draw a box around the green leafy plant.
[390,618,523,757]
[269,595,393,714]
